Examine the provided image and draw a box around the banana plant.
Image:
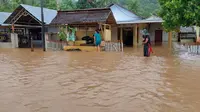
[58,26,67,41]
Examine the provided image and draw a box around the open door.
[155,30,163,43]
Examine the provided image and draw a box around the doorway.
[123,27,133,46]
[18,28,42,48]
[155,30,163,43]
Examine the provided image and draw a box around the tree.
[59,0,76,10]
[158,0,200,31]
[44,0,57,10]
[96,0,119,8]
[124,0,139,15]
[0,0,11,12]
[76,0,97,9]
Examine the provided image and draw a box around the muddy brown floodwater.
[0,43,200,112]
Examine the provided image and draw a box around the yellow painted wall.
[75,31,94,40]
[111,26,118,42]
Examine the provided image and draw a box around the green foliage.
[158,0,200,31]
[44,0,57,10]
[123,0,139,15]
[58,26,76,41]
[139,0,160,17]
[58,26,67,41]
[67,26,76,33]
[76,0,97,9]
[59,0,76,10]
[0,0,161,21]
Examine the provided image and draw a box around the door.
[123,28,133,46]
[155,30,163,43]
[18,34,29,48]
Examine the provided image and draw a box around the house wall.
[47,26,59,33]
[111,26,118,42]
[149,23,168,43]
[0,42,12,48]
[75,27,96,40]
[76,31,94,40]
[0,33,18,48]
[47,26,96,40]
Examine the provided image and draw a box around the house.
[3,4,57,48]
[139,15,168,44]
[50,4,172,48]
[50,7,116,43]
[0,12,13,48]
[0,12,11,40]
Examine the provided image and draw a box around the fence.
[185,43,200,55]
[104,41,123,52]
[46,40,67,51]
[46,40,124,52]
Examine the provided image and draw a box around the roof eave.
[117,20,163,24]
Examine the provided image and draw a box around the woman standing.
[142,29,152,57]
[94,29,102,52]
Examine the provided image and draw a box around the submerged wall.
[0,33,18,48]
[0,42,12,48]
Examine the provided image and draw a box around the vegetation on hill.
[0,0,160,18]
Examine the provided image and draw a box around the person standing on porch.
[94,29,102,52]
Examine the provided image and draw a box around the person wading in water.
[142,29,153,57]
[94,29,102,52]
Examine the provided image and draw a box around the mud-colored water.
[0,43,200,112]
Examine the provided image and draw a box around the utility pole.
[41,0,46,51]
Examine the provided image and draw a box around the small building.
[0,12,12,35]
[3,4,57,48]
[0,12,12,48]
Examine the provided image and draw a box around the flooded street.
[0,43,200,112]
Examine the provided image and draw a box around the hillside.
[0,0,160,18]
[138,0,160,17]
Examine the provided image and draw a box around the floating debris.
[66,48,82,52]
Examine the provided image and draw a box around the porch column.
[133,24,138,47]
[138,24,142,46]
[120,27,123,42]
[104,25,106,41]
[195,26,200,42]
[45,33,49,51]
[11,33,18,48]
[168,31,172,47]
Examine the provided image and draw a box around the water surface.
[0,44,200,112]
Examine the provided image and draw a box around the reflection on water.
[0,43,200,112]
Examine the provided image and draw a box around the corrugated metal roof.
[4,4,57,24]
[145,15,163,22]
[109,4,142,24]
[20,4,57,24]
[117,15,163,24]
[180,26,195,32]
[51,8,112,25]
[0,12,11,25]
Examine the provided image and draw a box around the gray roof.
[180,26,195,32]
[0,12,11,25]
[4,4,57,24]
[109,4,142,24]
[144,15,163,23]
[117,15,163,24]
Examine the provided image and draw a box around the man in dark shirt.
[143,35,150,57]
[142,29,152,57]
